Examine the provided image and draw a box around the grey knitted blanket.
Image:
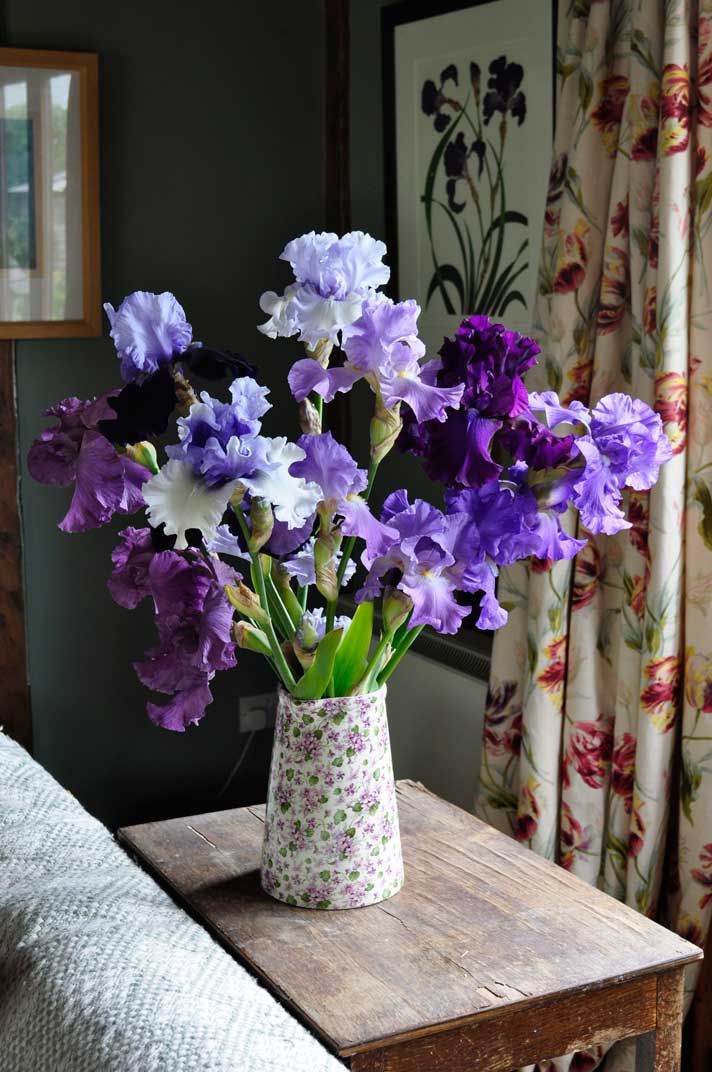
[0,732,342,1072]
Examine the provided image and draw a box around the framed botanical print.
[0,48,101,338]
[382,0,555,355]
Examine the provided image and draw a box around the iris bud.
[383,587,413,634]
[224,582,269,625]
[248,498,274,553]
[298,397,322,435]
[370,399,402,464]
[233,621,272,656]
[125,440,159,474]
[314,531,342,602]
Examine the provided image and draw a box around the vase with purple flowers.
[29,231,672,909]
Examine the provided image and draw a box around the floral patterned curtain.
[476,1,711,1067]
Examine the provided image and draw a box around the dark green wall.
[11,0,326,827]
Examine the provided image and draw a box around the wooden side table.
[118,781,702,1072]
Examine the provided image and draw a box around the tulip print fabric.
[476,2,712,1068]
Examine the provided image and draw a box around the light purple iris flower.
[109,529,238,731]
[258,231,390,347]
[164,377,321,531]
[27,395,150,533]
[300,606,352,641]
[445,475,585,567]
[168,376,272,485]
[531,390,672,535]
[288,295,463,424]
[289,432,397,547]
[356,490,506,634]
[104,291,192,382]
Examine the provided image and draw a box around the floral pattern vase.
[261,685,404,910]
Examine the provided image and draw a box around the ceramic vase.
[261,685,404,910]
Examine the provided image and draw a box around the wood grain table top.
[118,781,701,1059]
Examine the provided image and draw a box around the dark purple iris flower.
[483,56,526,126]
[98,368,177,446]
[399,315,544,488]
[109,528,238,731]
[444,131,486,213]
[27,395,150,533]
[421,64,459,132]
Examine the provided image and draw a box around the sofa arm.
[0,732,342,1072]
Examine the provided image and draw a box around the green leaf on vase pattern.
[334,809,347,823]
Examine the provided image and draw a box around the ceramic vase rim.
[277,683,388,707]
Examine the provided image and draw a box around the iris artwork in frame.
[0,47,101,338]
[382,0,555,355]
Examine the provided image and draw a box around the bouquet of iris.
[29,230,671,909]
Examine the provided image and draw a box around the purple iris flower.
[289,295,463,423]
[398,314,541,487]
[289,432,397,546]
[573,395,672,534]
[258,231,390,347]
[531,390,673,535]
[98,368,177,446]
[109,529,238,731]
[104,291,193,383]
[266,515,316,556]
[27,394,150,533]
[107,526,156,608]
[445,476,585,567]
[168,376,272,486]
[356,490,506,634]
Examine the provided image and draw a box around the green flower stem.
[325,459,380,635]
[356,630,393,695]
[377,624,425,687]
[298,584,309,612]
[232,505,297,690]
[265,575,297,641]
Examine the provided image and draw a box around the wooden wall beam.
[0,340,32,751]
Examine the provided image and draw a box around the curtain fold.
[477,1,711,1067]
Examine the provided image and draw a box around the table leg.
[635,968,685,1072]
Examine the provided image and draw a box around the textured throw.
[0,732,342,1072]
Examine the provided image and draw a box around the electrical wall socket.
[239,691,277,734]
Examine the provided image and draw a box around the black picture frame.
[381,0,558,303]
